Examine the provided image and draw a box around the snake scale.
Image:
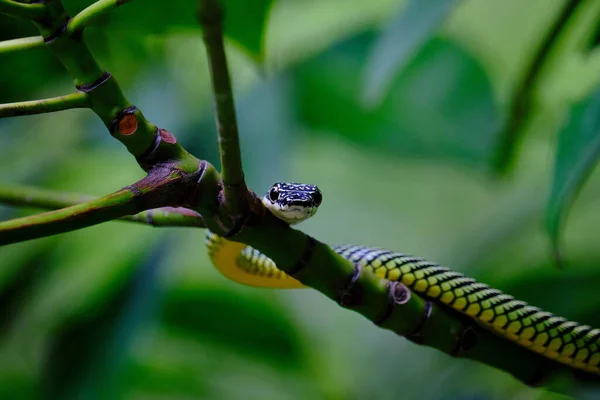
[206,183,600,376]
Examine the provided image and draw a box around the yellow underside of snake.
[205,183,600,376]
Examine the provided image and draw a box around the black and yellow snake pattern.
[206,183,600,376]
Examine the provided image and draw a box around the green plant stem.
[0,184,206,227]
[0,36,44,55]
[0,0,46,19]
[0,163,208,245]
[232,214,595,389]
[25,0,202,169]
[68,0,133,36]
[128,207,205,227]
[0,92,89,118]
[0,188,138,245]
[29,0,156,156]
[198,0,248,218]
[0,0,207,243]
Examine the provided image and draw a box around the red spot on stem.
[118,114,138,135]
[159,129,177,144]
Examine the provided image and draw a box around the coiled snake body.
[206,183,600,376]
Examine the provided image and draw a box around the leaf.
[547,86,600,261]
[362,0,461,107]
[63,0,273,60]
[0,16,65,103]
[502,260,600,328]
[0,242,54,334]
[492,1,586,174]
[295,33,502,168]
[161,286,306,370]
[39,240,167,399]
[222,0,273,61]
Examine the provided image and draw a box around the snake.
[205,182,600,376]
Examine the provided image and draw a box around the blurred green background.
[2,0,600,398]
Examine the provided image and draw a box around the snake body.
[206,183,600,376]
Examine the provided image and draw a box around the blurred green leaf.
[0,244,52,334]
[40,241,165,399]
[0,16,64,103]
[492,1,584,174]
[63,0,272,59]
[161,286,306,370]
[296,33,501,168]
[222,0,272,60]
[266,0,398,69]
[547,86,600,259]
[362,0,460,107]
[505,262,600,328]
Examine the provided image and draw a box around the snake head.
[263,182,322,225]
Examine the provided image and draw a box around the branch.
[232,214,598,390]
[0,164,206,245]
[127,207,205,227]
[0,0,46,19]
[68,0,134,36]
[0,183,205,228]
[25,0,203,172]
[198,0,250,221]
[0,188,139,245]
[0,36,44,55]
[0,92,89,118]
[0,0,213,243]
[191,1,597,391]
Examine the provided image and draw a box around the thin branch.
[0,164,206,245]
[128,207,206,227]
[68,0,133,36]
[0,188,139,246]
[198,0,248,218]
[0,183,95,209]
[0,0,46,19]
[0,36,45,55]
[0,92,90,118]
[0,183,206,228]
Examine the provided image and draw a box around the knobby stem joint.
[108,105,138,134]
[43,16,69,43]
[288,235,318,277]
[373,281,412,326]
[337,262,364,307]
[405,299,433,344]
[451,326,479,356]
[76,71,112,92]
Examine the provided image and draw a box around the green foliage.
[296,34,500,167]
[361,0,461,107]
[63,0,272,58]
[3,0,600,398]
[548,87,600,260]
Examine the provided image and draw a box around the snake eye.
[313,189,322,206]
[269,186,279,202]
